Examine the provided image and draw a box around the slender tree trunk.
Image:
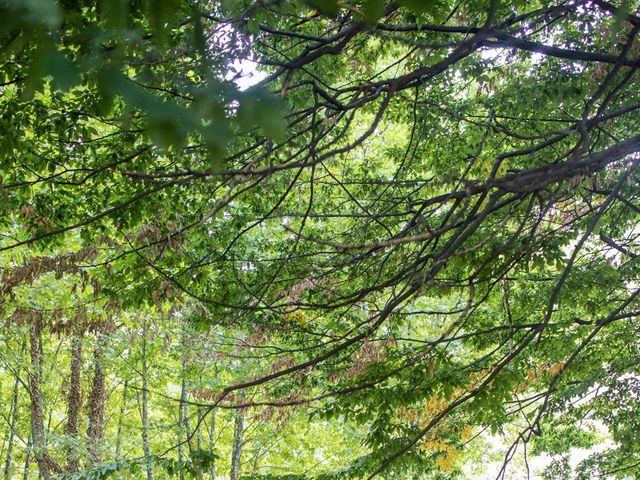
[65,333,82,471]
[141,319,153,480]
[190,410,202,480]
[252,448,260,476]
[178,323,202,479]
[178,377,187,480]
[3,360,21,480]
[178,327,187,480]
[87,341,106,465]
[178,376,202,479]
[115,380,128,460]
[229,407,245,480]
[208,369,219,480]
[21,441,31,480]
[196,407,203,451]
[208,409,216,480]
[181,379,193,456]
[1,432,6,474]
[28,318,57,479]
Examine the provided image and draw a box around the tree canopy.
[1,0,640,478]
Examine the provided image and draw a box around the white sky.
[227,58,266,91]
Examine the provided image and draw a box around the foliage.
[1,0,640,479]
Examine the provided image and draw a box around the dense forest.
[1,0,640,478]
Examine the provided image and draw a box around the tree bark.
[141,319,153,480]
[178,326,188,480]
[178,377,187,480]
[229,407,245,480]
[65,333,82,471]
[3,358,21,480]
[87,341,106,465]
[208,409,216,480]
[28,318,58,479]
[196,407,203,451]
[115,380,128,460]
[21,441,30,480]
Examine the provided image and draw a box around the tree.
[1,0,640,479]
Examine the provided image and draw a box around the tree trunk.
[21,441,30,480]
[229,407,245,480]
[115,380,128,460]
[188,410,202,480]
[28,318,58,479]
[196,407,203,451]
[141,319,153,480]
[180,378,193,455]
[178,377,187,480]
[87,341,106,465]
[3,357,21,480]
[65,333,82,471]
[208,409,216,480]
[178,376,202,480]
[1,432,6,475]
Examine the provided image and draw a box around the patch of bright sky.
[213,22,267,91]
[463,420,614,479]
[227,57,267,91]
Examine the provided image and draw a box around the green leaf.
[147,0,181,46]
[304,0,340,16]
[362,0,386,24]
[97,0,128,31]
[237,88,288,142]
[47,50,80,91]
